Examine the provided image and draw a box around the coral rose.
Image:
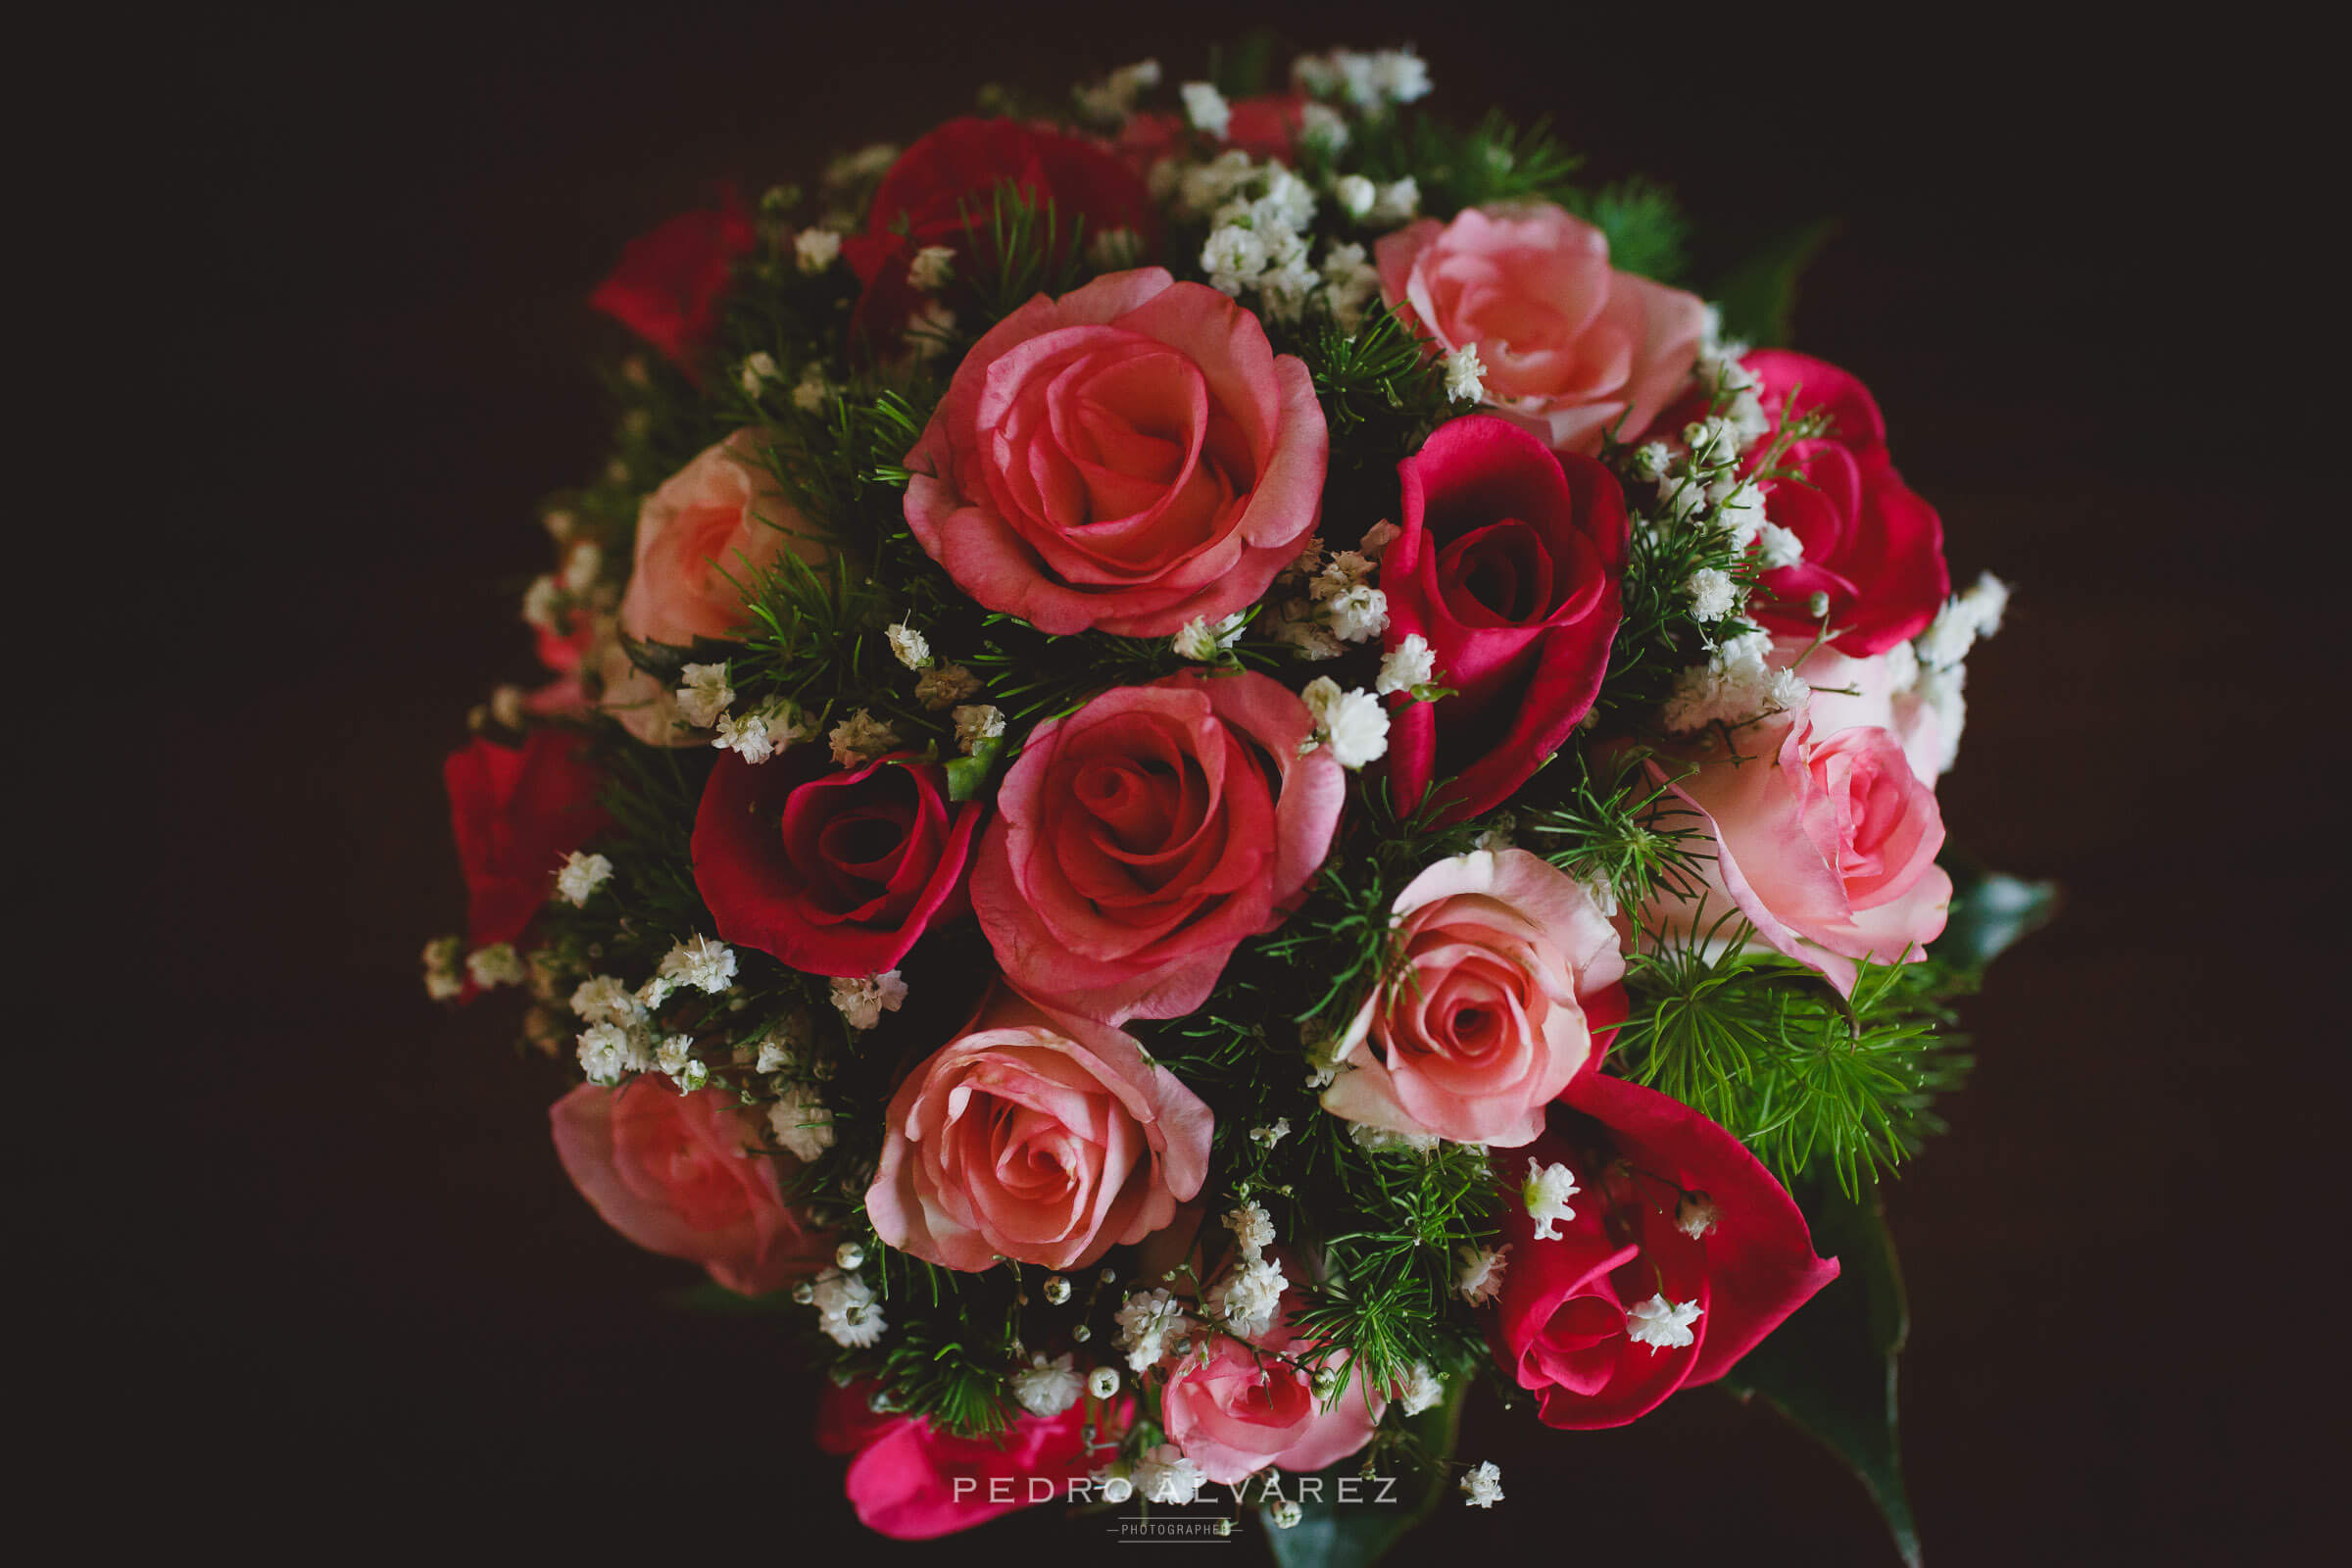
[1161,1310,1385,1485]
[971,670,1345,1023]
[620,429,829,649]
[1382,416,1629,823]
[1492,1075,1838,1429]
[904,268,1327,637]
[549,1081,829,1296]
[692,749,982,977]
[1323,849,1625,1148]
[865,989,1212,1272]
[443,728,610,950]
[588,190,755,372]
[1645,709,1952,997]
[1738,351,1949,657]
[1377,203,1709,455]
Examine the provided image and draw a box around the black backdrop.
[97,5,2330,1561]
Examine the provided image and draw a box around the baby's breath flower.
[675,663,734,728]
[830,970,906,1030]
[1458,1244,1511,1305]
[914,663,983,709]
[1460,1461,1503,1508]
[466,943,527,990]
[1625,1294,1704,1350]
[555,852,613,906]
[794,228,842,272]
[1522,1158,1582,1240]
[1181,81,1231,139]
[1014,1352,1084,1418]
[1300,677,1389,768]
[906,245,956,291]
[1445,342,1488,403]
[885,620,932,669]
[739,351,778,396]
[952,704,1004,754]
[1377,633,1438,697]
[421,935,465,1001]
[766,1084,835,1161]
[827,709,900,766]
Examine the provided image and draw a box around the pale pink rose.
[1772,638,1947,782]
[549,1081,831,1296]
[903,268,1327,637]
[1322,849,1624,1148]
[1377,204,1709,456]
[970,671,1345,1024]
[1647,711,1951,997]
[620,427,828,647]
[1162,1309,1385,1485]
[865,989,1213,1272]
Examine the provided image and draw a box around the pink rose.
[1772,638,1947,782]
[1322,849,1625,1148]
[1377,204,1709,456]
[1161,1306,1385,1484]
[904,269,1327,636]
[865,989,1213,1272]
[620,428,829,648]
[549,1082,830,1296]
[1646,710,1951,997]
[971,670,1345,1023]
[817,1379,1126,1541]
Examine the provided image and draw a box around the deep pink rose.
[1491,1075,1838,1429]
[549,1082,829,1296]
[444,728,610,951]
[1161,1308,1385,1485]
[1646,710,1951,997]
[621,429,829,649]
[588,189,755,372]
[1323,849,1625,1148]
[1377,203,1709,455]
[693,749,982,978]
[1382,416,1629,823]
[817,1379,1126,1540]
[971,670,1345,1022]
[1738,351,1949,657]
[904,269,1328,637]
[865,989,1213,1271]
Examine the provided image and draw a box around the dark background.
[92,3,2329,1560]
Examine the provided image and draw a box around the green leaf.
[1933,854,2060,971]
[1262,1379,1466,1568]
[1709,220,1838,348]
[1720,1175,1920,1566]
[943,735,1006,802]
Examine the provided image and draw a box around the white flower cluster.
[766,1083,835,1162]
[675,662,734,729]
[1114,1287,1194,1374]
[1132,1443,1207,1506]
[638,934,737,1010]
[421,934,465,1001]
[1292,47,1434,116]
[1013,1351,1085,1418]
[1377,631,1440,699]
[554,851,612,906]
[1270,538,1390,660]
[1676,1195,1720,1240]
[1398,1360,1446,1417]
[1459,1459,1504,1509]
[466,943,527,990]
[1624,1293,1704,1351]
[829,970,906,1030]
[827,709,901,766]
[1194,159,1319,318]
[952,704,1004,755]
[809,1267,885,1348]
[1172,612,1249,662]
[1300,676,1390,769]
[1073,59,1161,125]
[1456,1244,1510,1305]
[1205,1202,1287,1340]
[914,663,983,709]
[1658,625,1813,734]
[1892,570,2011,775]
[712,701,808,764]
[1522,1157,1582,1240]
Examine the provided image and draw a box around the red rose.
[1490,1072,1838,1430]
[1740,350,1948,656]
[817,1379,1125,1541]
[1383,416,1629,823]
[692,750,983,978]
[842,119,1158,357]
[444,729,610,950]
[588,190,756,371]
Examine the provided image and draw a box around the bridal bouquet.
[430,41,2047,1562]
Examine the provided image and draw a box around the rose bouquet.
[429,42,2048,1562]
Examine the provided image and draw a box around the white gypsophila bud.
[575,1021,633,1085]
[659,934,737,995]
[1172,612,1248,662]
[521,573,564,630]
[1256,169,1317,231]
[569,974,644,1027]
[1043,1274,1072,1305]
[906,245,955,291]
[767,1084,835,1161]
[1460,1460,1504,1509]
[421,935,465,1001]
[1300,677,1390,769]
[1522,1158,1581,1240]
[903,300,957,362]
[1457,1244,1510,1305]
[1211,1255,1287,1340]
[654,1031,696,1083]
[1226,1201,1274,1255]
[1298,101,1348,154]
[952,704,1004,754]
[1268,1498,1304,1530]
[1445,342,1488,403]
[1114,1288,1192,1373]
[1624,1294,1704,1350]
[1399,1362,1446,1417]
[792,363,834,413]
[1370,48,1433,106]
[1013,1352,1085,1419]
[674,663,734,729]
[1629,442,1672,482]
[793,228,842,273]
[739,351,778,396]
[1806,590,1833,620]
[1688,568,1739,621]
[1089,1365,1122,1400]
[913,663,983,710]
[1321,585,1389,643]
[712,710,775,763]
[555,851,614,906]
[827,709,900,766]
[1133,1445,1206,1507]
[1375,632,1439,698]
[753,1035,797,1074]
[829,969,907,1031]
[835,1241,865,1271]
[1250,1117,1292,1148]
[1755,521,1805,570]
[1371,176,1420,223]
[466,944,527,990]
[885,620,932,669]
[1676,1196,1720,1240]
[1714,480,1767,549]
[1201,224,1270,294]
[1181,81,1231,139]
